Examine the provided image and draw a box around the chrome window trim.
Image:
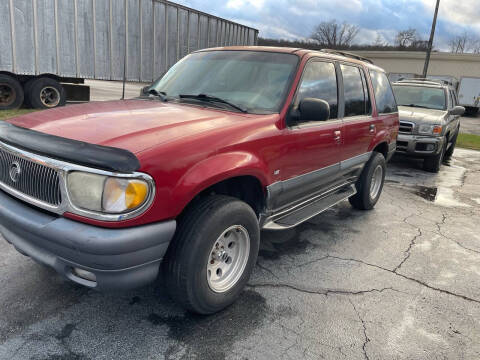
[0,141,155,222]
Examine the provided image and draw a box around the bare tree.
[395,28,418,48]
[448,32,469,53]
[472,40,480,54]
[467,36,480,54]
[310,20,360,47]
[373,34,387,47]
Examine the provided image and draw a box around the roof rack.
[395,78,451,87]
[320,49,374,64]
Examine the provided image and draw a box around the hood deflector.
[0,122,140,173]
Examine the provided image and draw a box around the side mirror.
[449,106,465,116]
[140,86,151,97]
[298,98,330,122]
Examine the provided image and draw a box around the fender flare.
[169,151,270,215]
[369,129,390,154]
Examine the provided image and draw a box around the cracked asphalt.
[1,148,480,360]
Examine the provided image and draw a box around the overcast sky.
[175,0,480,50]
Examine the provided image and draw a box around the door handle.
[334,130,341,143]
[369,124,376,134]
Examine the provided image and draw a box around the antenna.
[121,0,127,100]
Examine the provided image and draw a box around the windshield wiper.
[149,89,168,102]
[178,94,247,113]
[401,104,431,109]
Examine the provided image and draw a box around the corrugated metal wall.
[0,0,258,82]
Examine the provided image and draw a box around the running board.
[262,184,356,230]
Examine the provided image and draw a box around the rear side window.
[296,61,338,119]
[341,64,369,117]
[369,70,398,114]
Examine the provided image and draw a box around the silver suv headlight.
[418,124,442,136]
[67,171,152,214]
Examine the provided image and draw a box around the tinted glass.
[341,64,366,117]
[150,51,299,114]
[296,61,338,119]
[361,70,372,114]
[370,70,398,114]
[392,85,446,110]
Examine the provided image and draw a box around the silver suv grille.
[0,148,62,206]
[399,121,414,134]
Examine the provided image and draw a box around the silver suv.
[392,79,465,172]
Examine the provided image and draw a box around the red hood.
[7,100,254,154]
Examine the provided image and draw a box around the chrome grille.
[0,148,62,206]
[399,121,414,134]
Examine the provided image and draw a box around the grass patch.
[457,133,480,151]
[0,109,38,121]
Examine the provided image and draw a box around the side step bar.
[262,184,356,230]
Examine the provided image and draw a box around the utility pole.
[423,0,440,77]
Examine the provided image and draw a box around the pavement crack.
[296,255,329,268]
[247,282,396,297]
[326,255,480,305]
[348,299,370,360]
[435,212,480,255]
[256,260,279,279]
[393,228,422,273]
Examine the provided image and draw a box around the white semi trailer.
[0,0,258,110]
[458,77,480,115]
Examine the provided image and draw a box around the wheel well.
[373,142,388,159]
[185,176,265,217]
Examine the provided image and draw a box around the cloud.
[421,0,480,31]
[174,0,480,50]
[226,0,266,10]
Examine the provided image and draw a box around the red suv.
[0,47,398,314]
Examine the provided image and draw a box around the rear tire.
[0,74,24,110]
[423,140,446,173]
[26,77,66,109]
[349,152,386,210]
[163,195,260,314]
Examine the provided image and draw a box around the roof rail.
[395,78,452,87]
[320,49,374,64]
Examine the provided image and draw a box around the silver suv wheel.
[369,165,383,200]
[207,225,250,293]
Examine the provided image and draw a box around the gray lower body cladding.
[0,190,176,291]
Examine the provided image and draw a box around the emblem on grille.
[9,162,21,183]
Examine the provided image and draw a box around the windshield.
[392,85,446,110]
[149,51,299,114]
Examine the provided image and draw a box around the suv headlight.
[67,172,152,214]
[418,124,442,135]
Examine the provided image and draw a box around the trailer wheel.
[0,74,24,110]
[27,77,66,109]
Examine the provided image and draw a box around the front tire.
[349,152,386,210]
[163,195,260,314]
[444,132,458,159]
[423,140,446,173]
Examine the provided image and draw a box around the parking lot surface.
[1,148,480,360]
[459,113,480,136]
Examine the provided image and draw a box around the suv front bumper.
[396,133,445,157]
[0,190,176,291]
